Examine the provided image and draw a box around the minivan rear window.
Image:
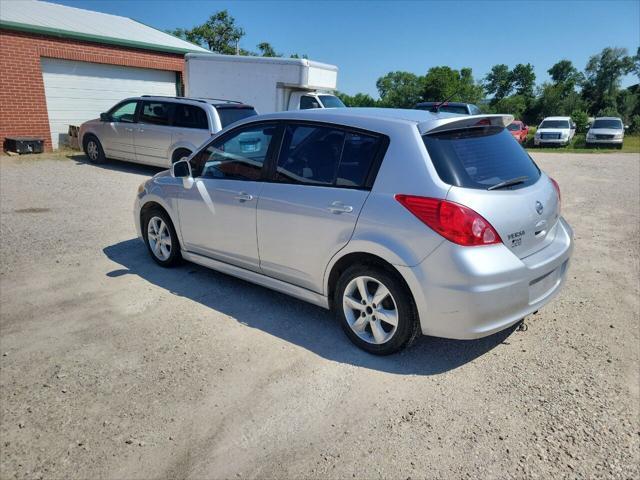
[216,107,258,128]
[422,126,540,190]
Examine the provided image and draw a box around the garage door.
[40,58,177,149]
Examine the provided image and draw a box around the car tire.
[335,264,419,355]
[172,148,192,163]
[83,134,106,164]
[142,208,182,267]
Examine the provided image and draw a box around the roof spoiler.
[420,114,514,135]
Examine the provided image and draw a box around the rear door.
[422,125,559,259]
[257,122,385,292]
[134,100,175,167]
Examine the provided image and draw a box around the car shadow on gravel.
[69,154,164,176]
[104,239,517,376]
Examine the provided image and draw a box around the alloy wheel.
[342,275,398,345]
[147,216,172,261]
[87,140,99,161]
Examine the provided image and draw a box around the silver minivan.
[79,96,257,167]
[134,109,573,355]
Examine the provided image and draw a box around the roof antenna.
[435,88,460,112]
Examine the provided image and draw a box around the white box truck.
[184,53,345,114]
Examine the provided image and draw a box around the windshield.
[318,95,346,108]
[507,123,521,131]
[423,126,540,190]
[592,119,623,129]
[216,107,258,128]
[539,120,569,129]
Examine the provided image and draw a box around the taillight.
[549,177,561,213]
[395,195,502,247]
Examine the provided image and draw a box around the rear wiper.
[487,176,529,191]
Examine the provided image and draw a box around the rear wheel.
[83,135,106,163]
[142,208,181,267]
[335,265,419,355]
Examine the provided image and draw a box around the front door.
[257,123,383,292]
[134,100,175,167]
[100,100,138,160]
[177,123,279,272]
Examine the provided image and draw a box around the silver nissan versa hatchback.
[134,108,573,355]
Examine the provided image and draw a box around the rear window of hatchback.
[422,126,540,190]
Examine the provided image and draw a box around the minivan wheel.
[142,209,181,267]
[83,135,106,164]
[335,265,419,355]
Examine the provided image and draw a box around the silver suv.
[134,108,574,355]
[80,96,257,167]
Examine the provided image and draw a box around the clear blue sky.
[52,0,640,97]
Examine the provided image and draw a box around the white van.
[184,53,345,114]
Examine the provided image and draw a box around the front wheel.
[83,135,106,163]
[142,209,181,267]
[335,265,419,355]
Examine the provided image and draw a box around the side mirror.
[100,112,111,122]
[172,159,192,178]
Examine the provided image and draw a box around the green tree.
[422,66,483,104]
[257,42,281,57]
[547,59,584,96]
[511,63,536,98]
[484,64,513,102]
[571,110,590,133]
[171,10,244,54]
[376,71,424,108]
[582,47,635,115]
[336,91,379,107]
[488,95,527,120]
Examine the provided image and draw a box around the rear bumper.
[399,217,574,339]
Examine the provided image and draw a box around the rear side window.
[423,126,540,190]
[438,105,469,115]
[173,105,208,129]
[275,124,380,188]
[216,107,258,128]
[140,101,171,126]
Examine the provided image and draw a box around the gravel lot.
[1,151,638,479]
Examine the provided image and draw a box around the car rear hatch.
[421,115,560,259]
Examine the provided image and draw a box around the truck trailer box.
[184,53,341,114]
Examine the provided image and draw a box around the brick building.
[0,0,208,150]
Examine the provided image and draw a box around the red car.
[508,120,529,144]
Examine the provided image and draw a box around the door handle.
[125,127,133,132]
[137,129,145,133]
[328,201,353,214]
[234,192,254,202]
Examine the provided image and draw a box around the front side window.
[275,124,381,188]
[507,123,521,131]
[109,101,138,123]
[423,126,540,190]
[318,95,346,108]
[139,101,171,126]
[173,105,208,129]
[191,124,277,181]
[300,96,321,110]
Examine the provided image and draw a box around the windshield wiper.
[487,176,529,191]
